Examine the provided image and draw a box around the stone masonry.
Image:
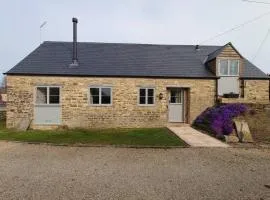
[244,80,269,103]
[7,76,216,129]
[6,76,269,129]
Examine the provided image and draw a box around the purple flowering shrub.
[193,104,247,138]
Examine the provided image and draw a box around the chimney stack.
[70,17,79,67]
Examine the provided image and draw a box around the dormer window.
[218,59,239,76]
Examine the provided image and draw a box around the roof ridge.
[206,43,228,57]
[43,41,222,47]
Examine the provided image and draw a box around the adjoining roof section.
[204,42,268,79]
[242,59,269,79]
[205,42,243,63]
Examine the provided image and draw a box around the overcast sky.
[1,0,270,80]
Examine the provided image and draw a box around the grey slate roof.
[205,42,244,63]
[205,44,228,63]
[5,41,269,79]
[242,59,269,78]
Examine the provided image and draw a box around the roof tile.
[5,41,268,79]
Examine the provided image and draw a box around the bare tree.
[1,76,6,88]
[0,76,6,93]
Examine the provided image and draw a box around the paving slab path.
[168,126,229,147]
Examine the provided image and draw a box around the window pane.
[139,89,146,104]
[101,88,111,104]
[140,89,146,97]
[101,88,111,96]
[90,88,100,104]
[49,87,60,104]
[170,89,181,103]
[230,60,239,75]
[148,96,154,104]
[148,89,154,97]
[91,96,99,104]
[101,96,111,104]
[49,87,59,96]
[175,97,181,103]
[36,87,47,104]
[170,96,176,103]
[170,88,177,97]
[140,97,146,104]
[219,60,229,75]
[49,96,60,104]
[90,88,99,96]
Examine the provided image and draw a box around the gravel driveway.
[0,142,270,200]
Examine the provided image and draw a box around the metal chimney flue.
[70,17,79,67]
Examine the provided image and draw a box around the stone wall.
[7,76,268,129]
[6,76,216,129]
[245,103,270,113]
[244,80,269,103]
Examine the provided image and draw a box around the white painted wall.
[218,77,239,96]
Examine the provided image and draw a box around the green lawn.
[0,121,186,147]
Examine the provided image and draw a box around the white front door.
[168,88,184,122]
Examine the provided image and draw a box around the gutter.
[239,77,270,80]
[3,73,219,80]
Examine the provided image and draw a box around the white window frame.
[89,86,112,106]
[35,86,61,106]
[218,59,240,76]
[138,88,155,106]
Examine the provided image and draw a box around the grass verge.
[0,121,186,147]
